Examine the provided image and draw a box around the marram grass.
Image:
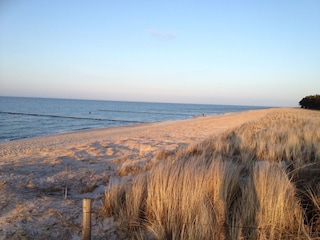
[104,109,320,239]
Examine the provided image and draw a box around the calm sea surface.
[0,97,270,142]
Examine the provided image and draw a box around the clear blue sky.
[1,1,319,106]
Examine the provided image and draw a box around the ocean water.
[0,97,270,142]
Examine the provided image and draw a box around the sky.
[0,1,319,106]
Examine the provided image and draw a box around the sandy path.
[0,108,279,239]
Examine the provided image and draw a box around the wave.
[0,111,145,124]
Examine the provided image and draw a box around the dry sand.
[0,108,280,239]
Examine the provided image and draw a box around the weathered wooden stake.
[82,198,91,240]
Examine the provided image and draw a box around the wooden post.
[82,198,91,240]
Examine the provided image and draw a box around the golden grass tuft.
[252,161,304,239]
[103,109,320,239]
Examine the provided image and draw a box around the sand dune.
[0,108,280,239]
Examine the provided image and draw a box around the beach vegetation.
[103,109,320,239]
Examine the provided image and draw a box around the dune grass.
[103,109,320,239]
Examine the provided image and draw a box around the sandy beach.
[0,108,280,239]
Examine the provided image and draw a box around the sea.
[0,96,271,142]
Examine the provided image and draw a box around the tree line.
[299,94,320,109]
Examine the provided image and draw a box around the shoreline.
[1,96,271,144]
[0,109,274,158]
[0,112,229,144]
[0,108,268,145]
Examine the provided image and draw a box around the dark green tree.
[299,94,320,109]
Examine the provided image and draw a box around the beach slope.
[0,108,282,239]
